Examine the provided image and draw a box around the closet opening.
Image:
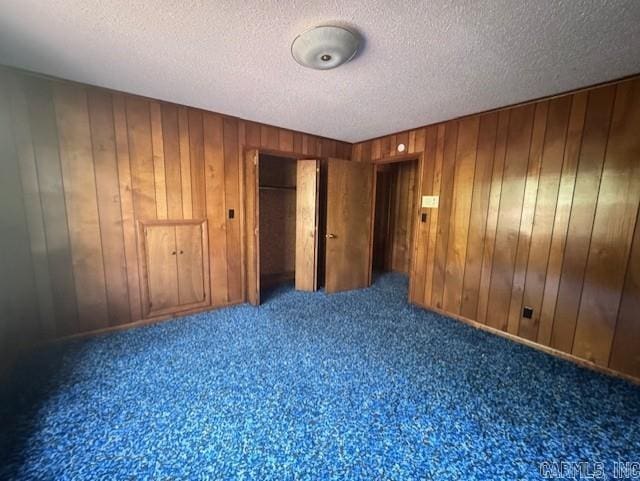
[258,154,299,298]
[371,158,421,292]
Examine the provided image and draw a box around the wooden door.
[325,158,375,293]
[145,225,179,314]
[244,149,260,305]
[176,223,205,305]
[295,159,320,291]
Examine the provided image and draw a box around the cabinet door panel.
[145,225,179,313]
[176,223,205,305]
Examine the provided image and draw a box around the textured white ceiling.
[1,1,640,142]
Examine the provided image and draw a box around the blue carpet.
[1,273,639,480]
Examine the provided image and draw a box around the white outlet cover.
[422,195,439,208]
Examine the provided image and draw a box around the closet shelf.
[259,185,296,191]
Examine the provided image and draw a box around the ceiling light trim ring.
[291,25,360,70]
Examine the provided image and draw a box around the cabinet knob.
[326,233,336,239]
[179,250,184,255]
[171,251,176,255]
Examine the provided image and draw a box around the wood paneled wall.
[353,76,640,380]
[0,67,350,363]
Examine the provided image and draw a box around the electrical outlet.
[522,306,533,319]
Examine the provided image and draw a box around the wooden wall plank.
[87,89,130,326]
[178,107,193,219]
[261,125,279,150]
[430,121,458,309]
[6,75,56,339]
[423,124,445,305]
[126,96,157,220]
[203,112,229,305]
[0,76,40,349]
[150,102,167,219]
[519,96,572,340]
[460,113,498,318]
[360,141,371,163]
[188,109,206,219]
[388,135,397,157]
[161,103,184,220]
[246,121,261,148]
[408,130,417,153]
[23,76,79,336]
[550,85,616,352]
[443,116,479,313]
[409,127,435,304]
[537,92,587,345]
[293,132,303,154]
[113,93,143,322]
[485,104,535,330]
[414,129,426,153]
[372,139,382,161]
[573,79,640,365]
[506,101,548,335]
[223,117,242,302]
[279,129,294,152]
[609,209,640,377]
[54,82,109,331]
[476,110,510,324]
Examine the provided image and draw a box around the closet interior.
[258,154,299,292]
[372,159,420,276]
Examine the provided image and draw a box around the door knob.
[326,233,336,239]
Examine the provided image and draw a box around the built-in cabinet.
[138,220,210,318]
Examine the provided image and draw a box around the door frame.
[370,152,425,302]
[242,148,317,305]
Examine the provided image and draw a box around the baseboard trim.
[412,300,640,386]
[39,300,244,348]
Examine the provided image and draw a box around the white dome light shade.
[291,26,360,70]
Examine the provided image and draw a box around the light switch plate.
[421,195,439,208]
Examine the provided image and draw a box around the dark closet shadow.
[260,281,295,304]
[0,345,70,479]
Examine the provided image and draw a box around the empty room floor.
[1,274,639,480]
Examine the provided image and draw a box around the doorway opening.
[258,154,298,298]
[371,158,421,293]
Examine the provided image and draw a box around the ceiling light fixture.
[291,26,360,70]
